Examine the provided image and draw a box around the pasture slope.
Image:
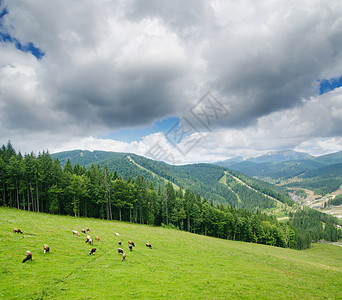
[0,207,341,299]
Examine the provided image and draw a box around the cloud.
[1,0,342,158]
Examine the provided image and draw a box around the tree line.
[327,194,342,207]
[1,142,340,249]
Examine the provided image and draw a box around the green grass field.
[0,207,341,299]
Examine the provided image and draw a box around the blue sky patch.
[319,76,342,95]
[0,32,45,60]
[100,117,180,142]
[0,5,45,60]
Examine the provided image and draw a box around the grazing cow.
[146,243,152,249]
[86,228,90,232]
[13,228,23,234]
[72,230,80,236]
[43,244,50,253]
[95,236,100,242]
[89,248,97,255]
[122,252,126,261]
[128,241,135,247]
[118,241,122,245]
[114,232,120,236]
[128,244,132,251]
[22,250,32,263]
[117,248,124,254]
[81,229,86,234]
[85,235,93,244]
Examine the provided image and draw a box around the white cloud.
[1,0,342,160]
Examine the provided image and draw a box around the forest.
[328,194,342,207]
[1,142,341,250]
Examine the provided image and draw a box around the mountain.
[313,150,342,165]
[214,150,342,196]
[51,150,294,211]
[50,149,127,166]
[216,150,313,168]
[249,150,314,163]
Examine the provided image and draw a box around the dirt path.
[219,174,241,203]
[127,155,180,190]
[221,172,286,209]
[225,172,286,208]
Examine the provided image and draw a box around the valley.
[288,186,342,219]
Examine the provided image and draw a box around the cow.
[22,250,32,263]
[13,228,23,234]
[128,241,135,247]
[122,252,126,261]
[95,236,100,242]
[86,235,93,244]
[146,243,152,249]
[117,248,124,254]
[43,244,50,253]
[89,248,97,255]
[72,230,80,236]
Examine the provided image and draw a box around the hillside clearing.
[0,207,341,299]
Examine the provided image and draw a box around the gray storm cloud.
[1,0,342,156]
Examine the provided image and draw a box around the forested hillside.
[1,142,341,249]
[51,150,294,211]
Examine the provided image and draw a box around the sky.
[1,0,342,164]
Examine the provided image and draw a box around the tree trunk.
[74,194,77,217]
[30,184,34,212]
[27,183,30,211]
[2,179,6,206]
[16,178,19,209]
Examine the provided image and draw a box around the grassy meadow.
[0,207,341,299]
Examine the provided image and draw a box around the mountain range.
[214,150,342,195]
[50,148,342,209]
[51,150,294,213]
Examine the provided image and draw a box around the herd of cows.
[13,227,152,263]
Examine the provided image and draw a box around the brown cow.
[128,241,135,247]
[95,236,100,242]
[146,243,152,249]
[81,229,86,234]
[122,252,126,261]
[86,228,90,232]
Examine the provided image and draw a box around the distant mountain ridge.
[214,150,342,195]
[216,150,314,167]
